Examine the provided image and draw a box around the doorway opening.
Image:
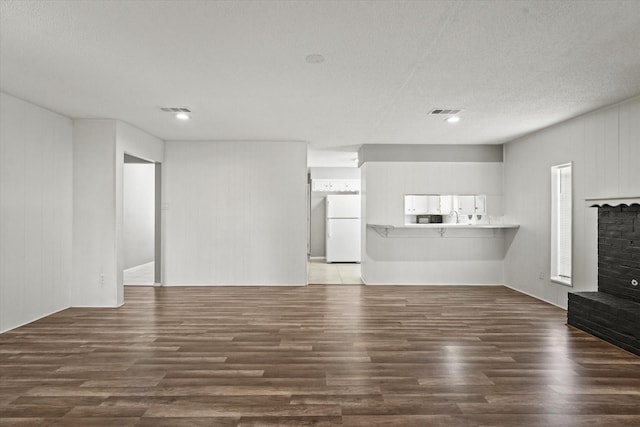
[307,175,362,285]
[123,154,161,286]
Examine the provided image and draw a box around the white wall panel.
[361,161,505,285]
[164,141,307,285]
[0,93,72,332]
[619,100,640,196]
[504,96,640,309]
[584,107,620,198]
[72,120,119,307]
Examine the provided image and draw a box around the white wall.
[123,163,155,269]
[359,144,503,164]
[164,141,307,285]
[503,96,640,309]
[0,93,72,332]
[72,120,119,307]
[309,167,361,180]
[307,148,358,167]
[362,161,506,285]
[73,120,163,307]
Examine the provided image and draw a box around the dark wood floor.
[1,285,639,426]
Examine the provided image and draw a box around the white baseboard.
[160,283,308,287]
[361,276,503,286]
[502,283,567,310]
[0,305,70,334]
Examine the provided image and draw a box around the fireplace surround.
[567,201,640,356]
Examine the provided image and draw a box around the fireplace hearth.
[567,203,640,356]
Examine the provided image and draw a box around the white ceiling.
[1,0,640,149]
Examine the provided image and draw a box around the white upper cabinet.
[454,195,487,215]
[330,180,347,192]
[439,195,453,215]
[405,195,431,214]
[404,195,419,214]
[312,179,332,192]
[412,195,430,214]
[406,194,487,216]
[474,195,487,215]
[426,195,442,214]
[312,179,360,193]
[342,180,361,192]
[455,195,476,214]
[311,179,332,192]
[403,195,412,214]
[404,195,446,214]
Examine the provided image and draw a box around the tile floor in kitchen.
[124,259,362,286]
[307,258,362,284]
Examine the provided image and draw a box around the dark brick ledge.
[568,292,640,356]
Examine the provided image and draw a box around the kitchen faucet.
[450,210,459,224]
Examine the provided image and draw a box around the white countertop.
[368,223,520,230]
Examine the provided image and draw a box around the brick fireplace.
[567,203,640,356]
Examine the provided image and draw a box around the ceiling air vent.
[429,108,464,115]
[160,107,191,113]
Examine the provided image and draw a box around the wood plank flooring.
[1,285,639,426]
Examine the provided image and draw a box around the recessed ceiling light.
[445,116,461,123]
[305,54,325,64]
[175,112,190,121]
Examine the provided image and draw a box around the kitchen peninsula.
[368,222,520,237]
[359,145,515,285]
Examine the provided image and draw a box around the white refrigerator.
[326,194,361,263]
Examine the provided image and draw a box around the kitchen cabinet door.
[343,180,361,192]
[455,195,476,215]
[440,195,453,215]
[413,196,430,214]
[475,195,487,215]
[405,195,430,214]
[330,181,347,192]
[312,179,361,193]
[404,195,416,214]
[426,195,441,214]
[312,179,332,192]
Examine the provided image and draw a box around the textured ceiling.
[1,0,640,149]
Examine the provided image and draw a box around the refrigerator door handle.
[327,220,331,238]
